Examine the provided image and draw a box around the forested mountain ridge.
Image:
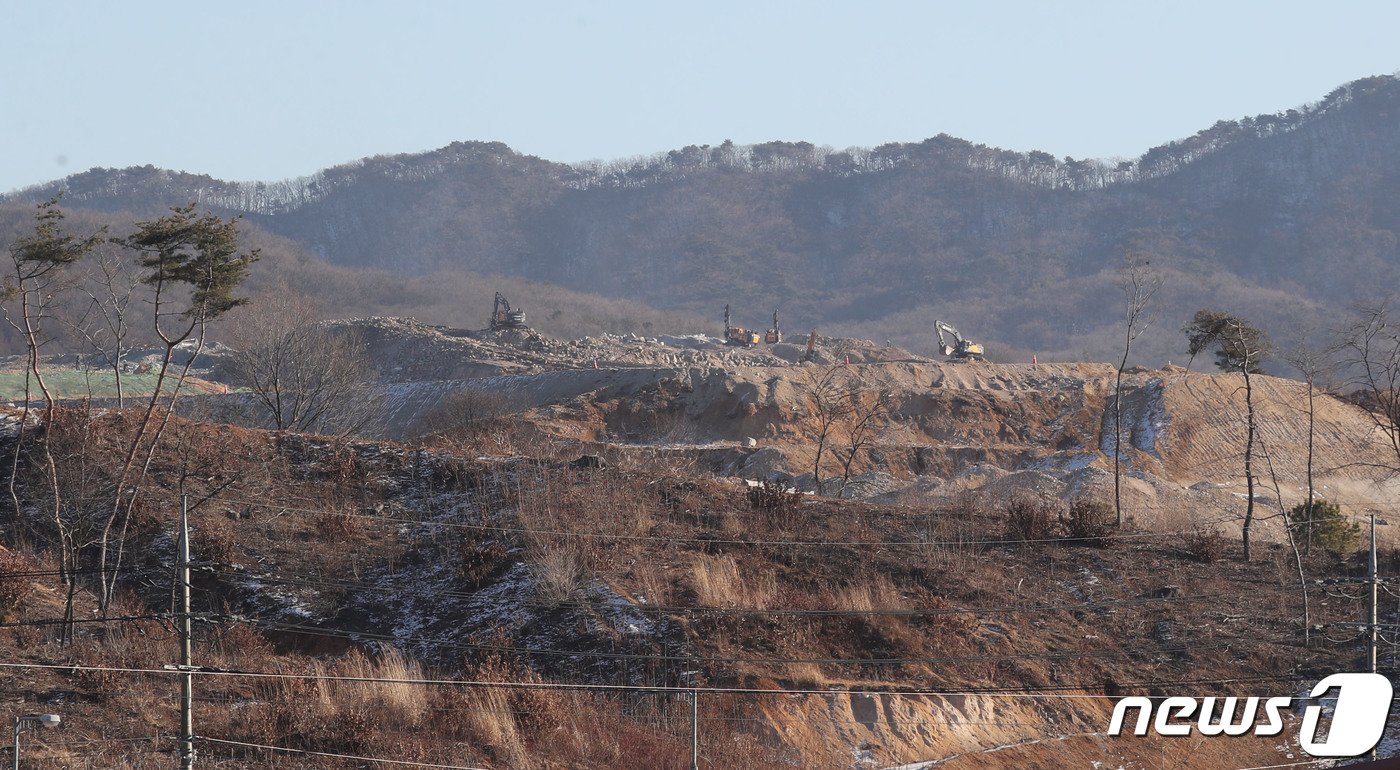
[9,74,1400,362]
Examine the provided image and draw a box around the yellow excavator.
[934,320,985,362]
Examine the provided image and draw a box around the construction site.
[1,292,1398,769]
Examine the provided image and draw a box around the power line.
[211,564,1231,617]
[235,475,1365,534]
[206,492,1248,549]
[187,695,1060,728]
[241,613,1276,668]
[0,660,1314,699]
[0,604,1317,673]
[0,613,168,628]
[199,736,489,770]
[0,565,136,579]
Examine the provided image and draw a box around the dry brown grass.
[323,646,428,725]
[528,540,587,604]
[835,574,907,612]
[629,559,674,606]
[0,391,1372,769]
[782,660,828,685]
[468,686,531,765]
[691,554,778,608]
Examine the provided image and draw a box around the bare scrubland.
[0,390,1389,767]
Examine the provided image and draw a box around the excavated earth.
[328,318,1400,548]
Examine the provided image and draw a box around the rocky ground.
[273,319,1399,550]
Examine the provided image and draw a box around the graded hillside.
[14,316,1399,548]
[348,320,1399,550]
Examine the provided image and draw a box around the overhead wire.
[200,491,1253,549]
[198,736,489,770]
[209,563,1232,617]
[188,693,1067,728]
[238,612,1287,669]
[0,612,169,628]
[0,659,1312,698]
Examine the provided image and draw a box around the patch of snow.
[1132,378,1168,457]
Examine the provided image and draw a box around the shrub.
[1288,499,1361,554]
[211,621,273,667]
[1003,496,1061,542]
[746,479,802,524]
[313,505,359,538]
[421,390,513,439]
[459,532,508,588]
[0,549,36,621]
[1184,527,1226,563]
[196,518,239,565]
[529,541,586,604]
[1061,497,1114,546]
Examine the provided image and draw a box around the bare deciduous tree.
[1283,335,1330,554]
[802,365,853,495]
[1112,256,1162,526]
[223,285,380,435]
[1335,300,1400,473]
[1259,440,1310,647]
[837,390,889,497]
[65,246,143,408]
[420,389,513,441]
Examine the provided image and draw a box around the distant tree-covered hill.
[10,75,1400,364]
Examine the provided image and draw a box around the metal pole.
[690,689,698,770]
[1370,513,1379,762]
[12,718,20,770]
[1370,514,1378,675]
[179,494,195,769]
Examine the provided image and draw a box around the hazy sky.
[4,1,1399,193]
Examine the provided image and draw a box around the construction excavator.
[934,320,985,362]
[490,292,528,331]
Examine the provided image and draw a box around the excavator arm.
[933,320,983,361]
[491,292,528,330]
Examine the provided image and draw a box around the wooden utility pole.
[179,494,195,769]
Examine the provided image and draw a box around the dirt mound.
[326,317,925,382]
[106,314,1395,548]
[423,359,1400,545]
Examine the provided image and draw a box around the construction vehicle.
[724,305,784,346]
[764,311,782,344]
[723,305,761,347]
[934,320,985,361]
[490,292,528,331]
